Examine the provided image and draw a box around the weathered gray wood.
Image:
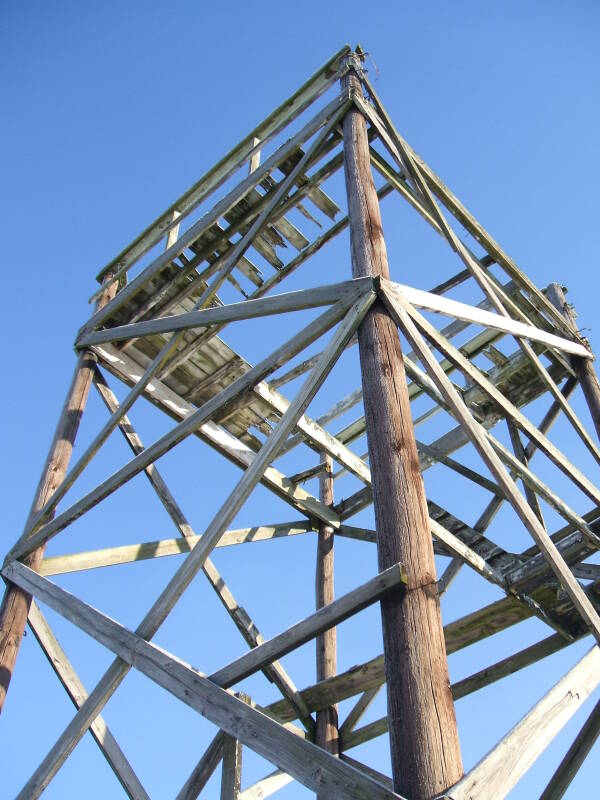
[252,381,371,484]
[77,279,371,348]
[221,693,248,800]
[383,280,600,506]
[360,70,579,341]
[342,54,463,799]
[27,602,149,800]
[447,646,600,800]
[386,280,590,358]
[6,563,404,800]
[238,769,293,799]
[94,368,314,730]
[209,563,406,688]
[538,695,600,800]
[40,523,314,576]
[338,687,380,738]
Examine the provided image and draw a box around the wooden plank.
[94,369,315,732]
[338,687,380,738]
[447,647,600,800]
[238,769,293,799]
[77,279,372,348]
[27,602,150,800]
[547,282,600,441]
[39,523,314,576]
[6,563,403,800]
[252,381,371,484]
[94,47,350,284]
[388,280,590,358]
[208,563,406,688]
[221,695,247,800]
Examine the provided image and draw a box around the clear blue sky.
[2,2,600,798]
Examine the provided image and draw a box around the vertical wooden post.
[220,693,249,800]
[546,283,600,441]
[0,277,117,713]
[315,452,339,781]
[341,54,463,798]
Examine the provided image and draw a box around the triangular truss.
[3,45,600,799]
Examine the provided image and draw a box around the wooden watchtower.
[3,45,600,799]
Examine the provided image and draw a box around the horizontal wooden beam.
[386,280,590,359]
[39,523,314,576]
[77,279,374,348]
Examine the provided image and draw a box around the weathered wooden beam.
[39,523,314,576]
[447,646,600,800]
[384,280,600,506]
[6,563,403,800]
[387,280,590,358]
[84,93,350,335]
[221,693,249,800]
[360,70,580,342]
[92,340,341,527]
[94,368,315,732]
[0,276,116,712]
[238,769,293,799]
[209,563,406,689]
[538,695,600,800]
[341,54,463,798]
[77,279,371,348]
[27,602,149,800]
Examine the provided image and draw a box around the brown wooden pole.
[341,53,463,798]
[546,283,600,442]
[315,452,339,780]
[0,278,117,713]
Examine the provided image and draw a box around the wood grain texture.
[342,57,463,799]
